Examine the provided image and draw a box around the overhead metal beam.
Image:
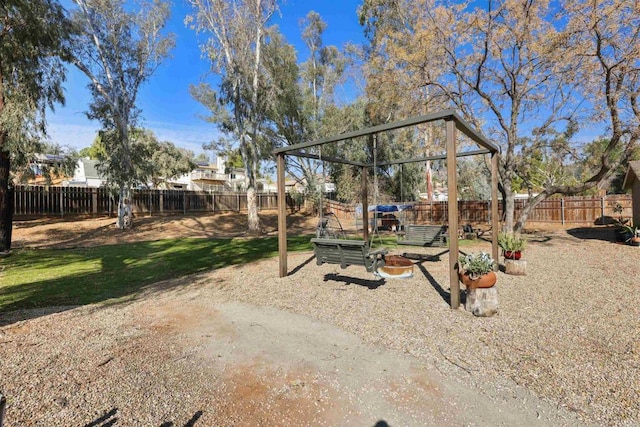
[287,150,366,167]
[273,109,499,157]
[376,149,491,167]
[274,109,456,155]
[449,111,500,153]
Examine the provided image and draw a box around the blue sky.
[48,0,366,155]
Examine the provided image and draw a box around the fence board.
[13,185,632,226]
[322,195,633,227]
[13,186,285,218]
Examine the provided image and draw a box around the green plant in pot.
[622,224,640,246]
[458,251,497,288]
[498,232,527,260]
[612,203,631,243]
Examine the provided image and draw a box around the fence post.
[91,188,97,215]
[183,190,187,215]
[601,195,605,222]
[561,198,565,225]
[237,193,240,213]
[60,187,64,218]
[487,200,491,224]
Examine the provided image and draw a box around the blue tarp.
[355,204,413,214]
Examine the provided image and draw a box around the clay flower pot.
[503,250,522,260]
[459,271,497,289]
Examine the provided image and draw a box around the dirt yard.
[9,211,318,249]
[2,213,638,426]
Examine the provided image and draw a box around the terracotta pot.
[503,250,522,260]
[459,271,497,289]
[630,237,640,247]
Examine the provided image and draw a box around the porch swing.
[311,135,388,276]
[311,135,415,279]
[396,161,448,247]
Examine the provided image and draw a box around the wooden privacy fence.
[13,185,303,218]
[324,195,633,227]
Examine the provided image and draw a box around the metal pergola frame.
[274,109,500,309]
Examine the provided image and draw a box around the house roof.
[80,158,102,180]
[622,160,640,190]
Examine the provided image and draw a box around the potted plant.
[458,251,497,288]
[622,224,640,246]
[497,232,527,260]
[612,203,631,243]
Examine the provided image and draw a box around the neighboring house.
[165,156,249,192]
[63,155,276,192]
[256,179,277,193]
[66,158,107,187]
[285,175,334,194]
[622,160,640,226]
[21,153,71,185]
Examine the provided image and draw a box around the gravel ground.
[1,217,639,425]
[215,232,640,426]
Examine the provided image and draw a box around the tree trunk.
[0,150,13,252]
[504,259,527,275]
[116,185,133,229]
[465,286,499,317]
[426,161,433,201]
[114,122,134,230]
[514,192,550,232]
[502,183,516,233]
[246,185,261,233]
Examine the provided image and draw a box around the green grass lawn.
[0,236,313,312]
[0,233,480,313]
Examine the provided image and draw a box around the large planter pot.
[630,237,640,247]
[459,271,497,289]
[503,250,522,260]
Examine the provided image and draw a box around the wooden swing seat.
[397,224,448,247]
[311,238,388,273]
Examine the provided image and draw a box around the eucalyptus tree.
[146,137,195,188]
[187,0,278,233]
[0,0,70,251]
[263,11,351,205]
[84,128,195,190]
[359,0,449,202]
[68,0,175,229]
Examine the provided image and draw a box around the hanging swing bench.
[310,238,387,273]
[397,224,448,247]
[310,238,416,279]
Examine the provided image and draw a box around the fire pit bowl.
[377,255,414,279]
